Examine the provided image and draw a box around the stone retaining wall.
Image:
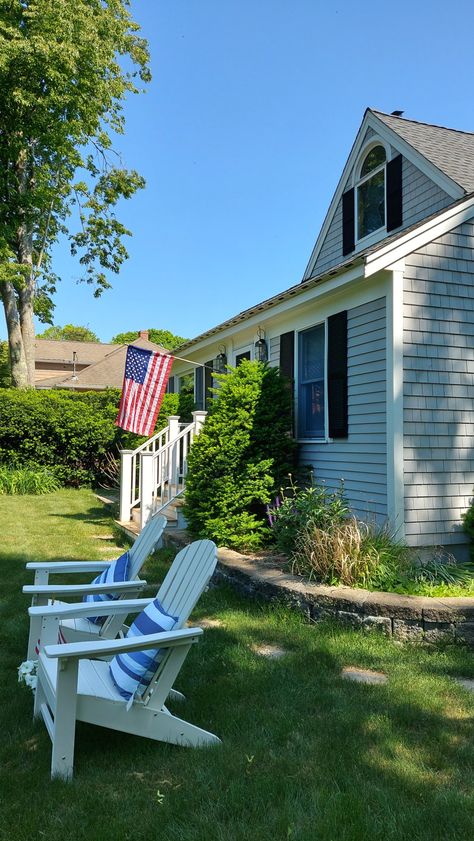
[215,548,474,645]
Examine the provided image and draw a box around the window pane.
[360,145,386,176]
[235,350,251,366]
[300,324,324,382]
[298,325,325,438]
[358,170,385,239]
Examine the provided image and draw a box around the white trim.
[365,193,474,276]
[386,263,405,536]
[352,137,390,184]
[302,110,464,281]
[233,344,253,365]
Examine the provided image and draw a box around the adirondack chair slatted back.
[127,514,167,579]
[157,540,217,628]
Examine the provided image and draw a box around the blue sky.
[4,0,474,342]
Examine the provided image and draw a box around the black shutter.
[327,311,348,438]
[386,154,403,232]
[204,360,213,410]
[166,375,175,394]
[342,188,355,256]
[279,331,294,380]
[195,367,204,410]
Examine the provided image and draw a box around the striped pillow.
[109,599,178,700]
[83,551,130,624]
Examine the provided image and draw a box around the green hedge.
[0,388,193,487]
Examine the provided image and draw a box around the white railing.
[119,411,207,529]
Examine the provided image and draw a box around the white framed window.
[297,322,327,440]
[233,345,253,366]
[355,143,387,243]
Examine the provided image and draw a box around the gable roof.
[302,108,471,281]
[372,110,474,193]
[35,337,168,390]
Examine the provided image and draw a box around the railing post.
[119,450,134,522]
[140,451,155,529]
[192,410,207,437]
[167,415,180,495]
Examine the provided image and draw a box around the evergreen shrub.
[0,389,191,487]
[184,360,295,550]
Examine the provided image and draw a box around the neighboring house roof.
[372,110,474,193]
[34,338,117,366]
[35,336,168,390]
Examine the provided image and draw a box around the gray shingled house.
[170,109,474,561]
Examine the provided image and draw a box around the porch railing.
[119,410,207,529]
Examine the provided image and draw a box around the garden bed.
[212,547,474,645]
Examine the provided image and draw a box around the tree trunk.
[1,281,29,388]
[15,145,36,386]
[19,283,36,386]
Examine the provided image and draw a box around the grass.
[1,489,474,841]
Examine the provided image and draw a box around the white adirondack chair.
[29,540,220,780]
[24,513,167,659]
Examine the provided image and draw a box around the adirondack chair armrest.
[44,627,203,660]
[23,579,147,598]
[26,561,113,574]
[29,597,154,620]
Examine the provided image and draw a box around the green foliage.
[0,388,193,487]
[184,360,295,550]
[110,328,187,350]
[0,0,150,386]
[0,340,11,386]
[36,324,100,342]
[0,464,60,495]
[268,475,350,556]
[462,500,474,561]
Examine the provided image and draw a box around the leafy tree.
[111,328,187,350]
[184,360,296,550]
[37,324,100,342]
[0,1,150,387]
[0,340,11,386]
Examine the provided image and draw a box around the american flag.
[115,345,173,435]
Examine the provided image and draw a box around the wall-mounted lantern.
[254,328,268,363]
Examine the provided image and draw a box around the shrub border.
[210,547,474,645]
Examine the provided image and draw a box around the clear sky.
[4,0,474,342]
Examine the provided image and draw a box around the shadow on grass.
[1,531,474,841]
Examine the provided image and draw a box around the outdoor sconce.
[214,345,227,374]
[254,328,268,363]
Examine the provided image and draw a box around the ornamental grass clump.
[0,465,60,495]
[291,519,414,589]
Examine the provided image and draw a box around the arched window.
[356,144,386,240]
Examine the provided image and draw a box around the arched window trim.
[351,138,392,246]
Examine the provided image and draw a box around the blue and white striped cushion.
[83,551,130,624]
[109,599,178,700]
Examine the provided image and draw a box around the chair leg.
[51,658,79,781]
[154,709,221,748]
[27,613,42,660]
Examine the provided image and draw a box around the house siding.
[300,297,387,520]
[403,221,474,558]
[311,159,452,277]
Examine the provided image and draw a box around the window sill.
[296,438,330,444]
[354,226,387,252]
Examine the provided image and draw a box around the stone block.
[392,618,424,641]
[456,622,474,645]
[362,615,392,635]
[337,610,363,628]
[423,620,456,643]
[364,592,425,620]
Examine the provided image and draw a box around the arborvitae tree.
[184,360,295,550]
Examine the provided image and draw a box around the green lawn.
[1,489,473,841]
